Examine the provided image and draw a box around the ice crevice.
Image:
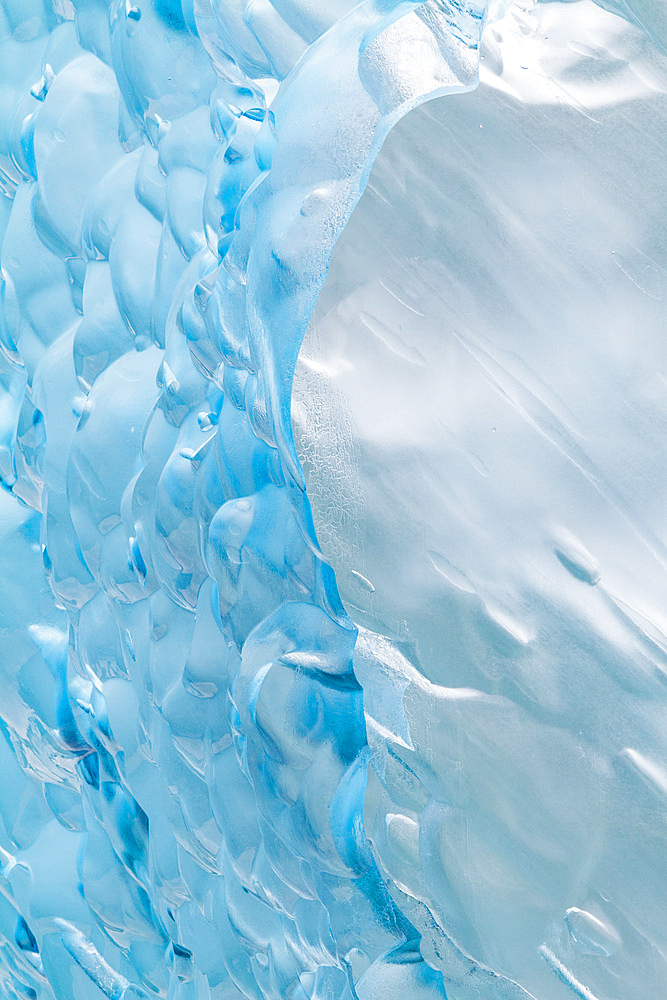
[0,0,665,999]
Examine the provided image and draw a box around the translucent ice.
[0,2,665,1000]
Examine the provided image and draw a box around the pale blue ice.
[0,1,665,999]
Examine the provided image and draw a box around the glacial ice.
[0,1,665,999]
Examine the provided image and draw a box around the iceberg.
[0,0,665,999]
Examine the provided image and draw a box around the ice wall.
[294,6,667,999]
[0,1,665,1000]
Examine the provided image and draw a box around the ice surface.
[0,1,665,999]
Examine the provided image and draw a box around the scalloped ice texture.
[0,3,664,1000]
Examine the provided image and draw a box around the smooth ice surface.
[295,6,667,999]
[0,1,665,1000]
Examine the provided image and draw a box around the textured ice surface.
[294,8,667,1000]
[0,1,665,1000]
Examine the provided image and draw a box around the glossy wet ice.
[0,1,665,999]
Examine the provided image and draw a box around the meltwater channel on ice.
[0,1,665,999]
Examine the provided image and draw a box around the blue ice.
[0,1,665,999]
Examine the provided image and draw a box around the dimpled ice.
[0,1,665,999]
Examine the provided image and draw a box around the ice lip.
[1,1,666,1000]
